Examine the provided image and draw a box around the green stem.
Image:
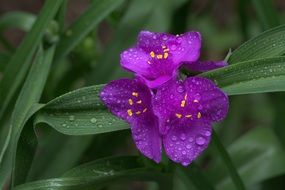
[212,130,246,190]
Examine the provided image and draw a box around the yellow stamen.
[143,108,147,113]
[136,111,141,115]
[137,100,142,104]
[163,48,169,52]
[185,114,192,118]
[175,113,182,118]
[181,100,186,107]
[163,52,169,59]
[132,92,138,97]
[157,54,163,59]
[197,112,202,119]
[193,99,199,103]
[150,51,155,58]
[184,93,188,100]
[127,109,133,116]
[128,99,133,105]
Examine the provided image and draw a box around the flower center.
[127,91,148,117]
[148,45,169,64]
[175,93,202,119]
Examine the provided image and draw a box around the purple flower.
[100,77,229,166]
[120,31,227,88]
[153,77,228,165]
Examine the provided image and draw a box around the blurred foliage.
[0,0,285,189]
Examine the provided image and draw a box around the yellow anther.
[137,100,142,104]
[132,92,138,97]
[193,99,199,103]
[147,61,152,65]
[163,48,169,52]
[156,54,163,59]
[185,114,192,118]
[163,52,169,59]
[127,109,133,116]
[150,51,155,58]
[143,108,147,113]
[128,99,133,105]
[184,93,188,100]
[136,111,141,115]
[197,112,202,119]
[181,100,186,107]
[175,113,182,118]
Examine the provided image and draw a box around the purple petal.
[100,78,152,122]
[163,120,212,166]
[184,77,229,122]
[131,117,161,163]
[153,77,228,134]
[120,31,202,88]
[184,60,228,72]
[100,79,162,162]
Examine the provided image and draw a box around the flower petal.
[184,60,228,72]
[138,31,202,64]
[100,79,162,162]
[100,78,152,122]
[163,120,212,166]
[131,116,161,163]
[184,77,229,122]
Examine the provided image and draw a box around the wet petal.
[100,79,162,162]
[100,78,152,123]
[184,60,228,72]
[163,120,212,166]
[184,77,229,122]
[131,116,162,163]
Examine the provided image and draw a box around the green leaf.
[201,57,285,95]
[207,128,285,189]
[0,11,35,32]
[0,53,9,71]
[176,163,216,190]
[0,44,56,187]
[54,0,125,61]
[251,0,279,30]
[211,130,246,190]
[34,85,128,135]
[0,0,63,121]
[228,25,285,64]
[14,156,172,190]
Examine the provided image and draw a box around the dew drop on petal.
[180,133,186,141]
[177,85,185,93]
[188,137,194,142]
[182,151,186,155]
[170,44,177,50]
[205,131,211,137]
[172,135,177,141]
[186,144,192,149]
[195,136,206,145]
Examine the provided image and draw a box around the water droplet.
[186,144,192,149]
[90,118,97,123]
[205,131,211,136]
[180,133,186,140]
[170,44,177,50]
[182,150,186,155]
[195,136,206,145]
[62,123,67,127]
[171,135,177,141]
[69,115,75,121]
[188,137,194,142]
[177,85,184,93]
[162,35,168,40]
[98,124,103,128]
